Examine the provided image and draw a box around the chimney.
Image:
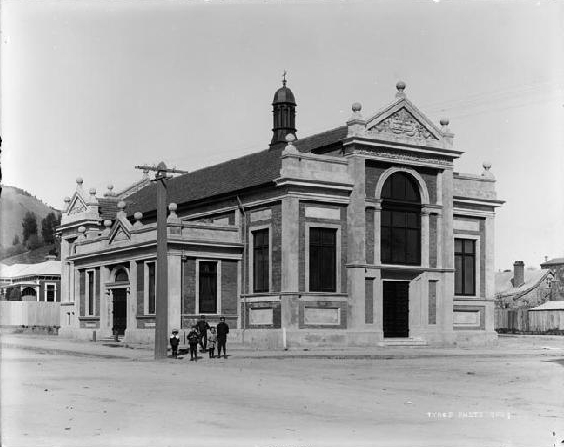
[512,261,525,287]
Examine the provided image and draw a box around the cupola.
[270,72,297,147]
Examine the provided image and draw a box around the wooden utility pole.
[135,162,188,360]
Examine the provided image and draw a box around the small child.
[207,327,217,358]
[169,329,180,359]
[187,325,199,362]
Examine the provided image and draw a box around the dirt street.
[1,336,563,447]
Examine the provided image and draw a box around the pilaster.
[127,261,137,333]
[167,254,182,332]
[421,208,430,268]
[281,195,300,329]
[440,168,455,332]
[346,155,366,329]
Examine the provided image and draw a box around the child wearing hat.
[187,325,200,362]
[169,329,180,359]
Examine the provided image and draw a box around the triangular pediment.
[67,193,88,215]
[109,219,131,244]
[365,99,443,142]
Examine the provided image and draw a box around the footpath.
[1,332,563,361]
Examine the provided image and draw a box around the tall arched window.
[381,172,421,265]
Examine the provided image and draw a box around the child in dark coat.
[187,325,199,362]
[169,329,180,358]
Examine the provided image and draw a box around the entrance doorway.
[383,281,409,338]
[112,289,127,336]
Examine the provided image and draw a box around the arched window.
[381,172,421,265]
[115,268,129,282]
[21,287,37,298]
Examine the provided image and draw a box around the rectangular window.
[309,227,337,292]
[87,271,94,315]
[455,239,475,295]
[46,284,56,302]
[148,262,156,314]
[199,261,217,313]
[253,228,269,293]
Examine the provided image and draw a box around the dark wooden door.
[383,281,409,338]
[112,289,127,335]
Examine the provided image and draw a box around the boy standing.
[207,327,217,358]
[196,315,211,353]
[187,325,199,362]
[216,316,229,359]
[169,329,180,359]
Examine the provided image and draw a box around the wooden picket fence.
[495,308,529,333]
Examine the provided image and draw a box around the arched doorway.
[111,267,129,336]
[380,172,422,338]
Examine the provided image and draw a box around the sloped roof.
[0,260,61,279]
[124,126,347,216]
[495,269,549,297]
[541,257,564,268]
[98,198,119,220]
[529,301,564,311]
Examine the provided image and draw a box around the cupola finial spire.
[270,74,297,147]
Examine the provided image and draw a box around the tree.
[22,211,38,242]
[26,234,42,250]
[41,212,61,244]
[12,234,20,246]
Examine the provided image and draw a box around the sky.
[1,0,563,270]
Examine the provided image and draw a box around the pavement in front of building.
[1,332,563,361]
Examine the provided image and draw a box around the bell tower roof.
[270,71,297,147]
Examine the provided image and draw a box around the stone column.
[99,266,111,335]
[167,254,182,332]
[373,201,382,265]
[280,195,300,330]
[127,261,138,335]
[346,155,366,329]
[421,208,430,268]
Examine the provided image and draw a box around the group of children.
[169,315,229,361]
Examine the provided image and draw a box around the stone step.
[383,338,428,347]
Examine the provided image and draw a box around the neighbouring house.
[56,80,504,347]
[540,257,564,301]
[495,261,554,310]
[0,257,61,302]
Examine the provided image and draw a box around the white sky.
[1,0,563,270]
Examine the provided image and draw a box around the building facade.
[57,81,503,347]
[0,259,61,302]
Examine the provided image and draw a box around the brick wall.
[429,214,437,268]
[365,208,374,264]
[221,260,238,315]
[79,270,85,315]
[182,258,196,314]
[136,261,144,316]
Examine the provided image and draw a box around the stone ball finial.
[64,196,71,203]
[107,184,114,191]
[440,117,450,127]
[104,220,112,228]
[285,133,296,143]
[77,226,86,234]
[481,161,495,180]
[396,81,406,92]
[168,203,178,212]
[117,201,126,211]
[76,177,83,185]
[134,212,143,221]
[89,187,96,195]
[352,102,362,112]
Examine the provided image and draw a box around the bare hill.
[0,185,60,247]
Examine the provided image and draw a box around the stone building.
[57,81,503,347]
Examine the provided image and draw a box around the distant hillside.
[0,244,59,266]
[0,185,60,247]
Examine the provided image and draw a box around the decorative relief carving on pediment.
[368,108,438,140]
[68,197,87,214]
[109,224,131,244]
